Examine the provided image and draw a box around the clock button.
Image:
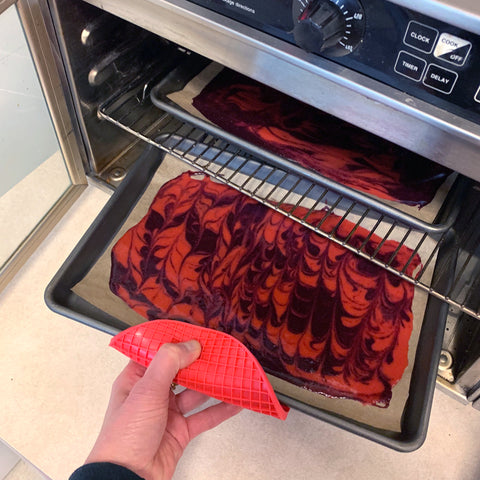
[403,21,439,54]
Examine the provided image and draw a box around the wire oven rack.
[98,83,480,321]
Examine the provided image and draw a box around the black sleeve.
[69,462,144,480]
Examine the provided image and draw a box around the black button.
[404,21,439,53]
[474,86,480,104]
[434,33,472,67]
[394,51,426,81]
[422,64,458,94]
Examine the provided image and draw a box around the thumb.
[129,340,201,406]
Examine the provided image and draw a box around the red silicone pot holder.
[110,320,289,420]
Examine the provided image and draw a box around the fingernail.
[183,339,201,353]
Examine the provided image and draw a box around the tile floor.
[0,7,69,479]
[5,460,47,480]
[0,151,70,265]
[0,442,46,480]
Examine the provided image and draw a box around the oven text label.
[410,32,430,44]
[221,0,256,15]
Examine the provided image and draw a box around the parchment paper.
[73,154,437,433]
[167,62,456,225]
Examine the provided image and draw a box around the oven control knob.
[293,0,365,57]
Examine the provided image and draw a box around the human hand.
[85,340,242,480]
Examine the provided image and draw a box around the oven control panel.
[188,0,480,124]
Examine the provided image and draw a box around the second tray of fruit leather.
[160,62,456,226]
[72,154,439,433]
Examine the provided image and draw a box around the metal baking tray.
[45,144,454,452]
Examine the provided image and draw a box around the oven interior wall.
[50,0,194,183]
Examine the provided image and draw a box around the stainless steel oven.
[6,0,480,452]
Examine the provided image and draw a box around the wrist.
[70,462,144,480]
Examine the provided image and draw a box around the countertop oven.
[5,0,480,452]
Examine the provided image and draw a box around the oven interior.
[46,0,480,419]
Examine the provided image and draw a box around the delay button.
[394,51,426,81]
[404,21,439,53]
[423,64,458,94]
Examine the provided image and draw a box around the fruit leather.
[110,171,421,407]
[191,68,451,207]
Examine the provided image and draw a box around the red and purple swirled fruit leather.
[191,69,451,207]
[110,172,421,407]
[110,319,289,420]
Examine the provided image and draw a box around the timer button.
[394,51,426,82]
[404,21,439,54]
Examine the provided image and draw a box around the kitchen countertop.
[1,185,480,480]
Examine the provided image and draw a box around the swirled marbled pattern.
[110,172,421,406]
[192,68,451,207]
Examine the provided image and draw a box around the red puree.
[191,69,451,207]
[110,172,421,407]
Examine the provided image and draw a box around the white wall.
[0,5,60,198]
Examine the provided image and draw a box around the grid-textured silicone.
[110,320,289,420]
